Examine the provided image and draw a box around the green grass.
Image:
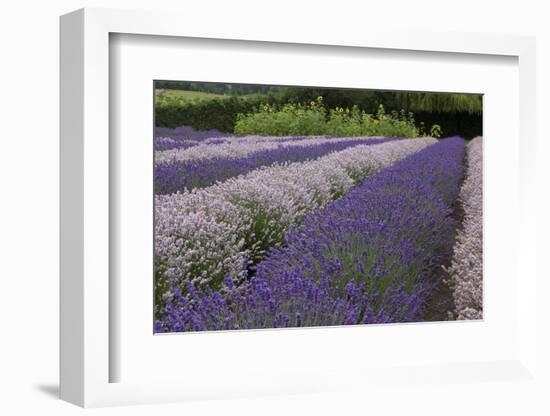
[155,89,230,100]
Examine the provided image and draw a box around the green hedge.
[155,93,265,131]
[155,89,481,138]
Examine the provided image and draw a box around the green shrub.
[156,91,446,138]
[430,124,443,138]
[235,99,427,138]
[235,97,327,136]
[154,85,479,137]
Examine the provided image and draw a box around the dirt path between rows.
[422,151,467,322]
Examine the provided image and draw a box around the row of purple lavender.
[155,126,228,151]
[156,125,229,141]
[155,137,465,332]
[155,137,397,193]
[154,138,435,294]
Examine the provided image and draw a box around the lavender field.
[153,126,483,333]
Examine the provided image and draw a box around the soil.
[422,153,467,322]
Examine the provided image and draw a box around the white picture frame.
[60,7,539,408]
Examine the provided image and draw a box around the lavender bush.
[154,138,436,295]
[154,137,202,151]
[155,137,465,332]
[154,126,230,151]
[155,137,397,194]
[445,137,483,320]
[155,134,391,164]
[155,125,229,141]
[154,128,319,152]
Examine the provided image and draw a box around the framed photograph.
[151,80,481,335]
[60,7,539,408]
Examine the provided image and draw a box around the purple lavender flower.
[155,137,397,194]
[156,125,229,141]
[154,125,230,151]
[155,137,465,332]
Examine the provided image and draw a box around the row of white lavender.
[155,137,437,292]
[445,137,483,320]
[155,134,386,164]
[189,133,386,145]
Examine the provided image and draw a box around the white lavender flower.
[155,135,387,164]
[155,138,437,290]
[445,137,483,320]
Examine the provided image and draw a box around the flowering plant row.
[155,134,390,164]
[155,125,229,141]
[154,138,436,301]
[155,137,465,332]
[155,136,397,194]
[445,137,483,319]
[154,126,347,151]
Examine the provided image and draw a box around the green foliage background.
[234,98,424,138]
[154,81,482,138]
